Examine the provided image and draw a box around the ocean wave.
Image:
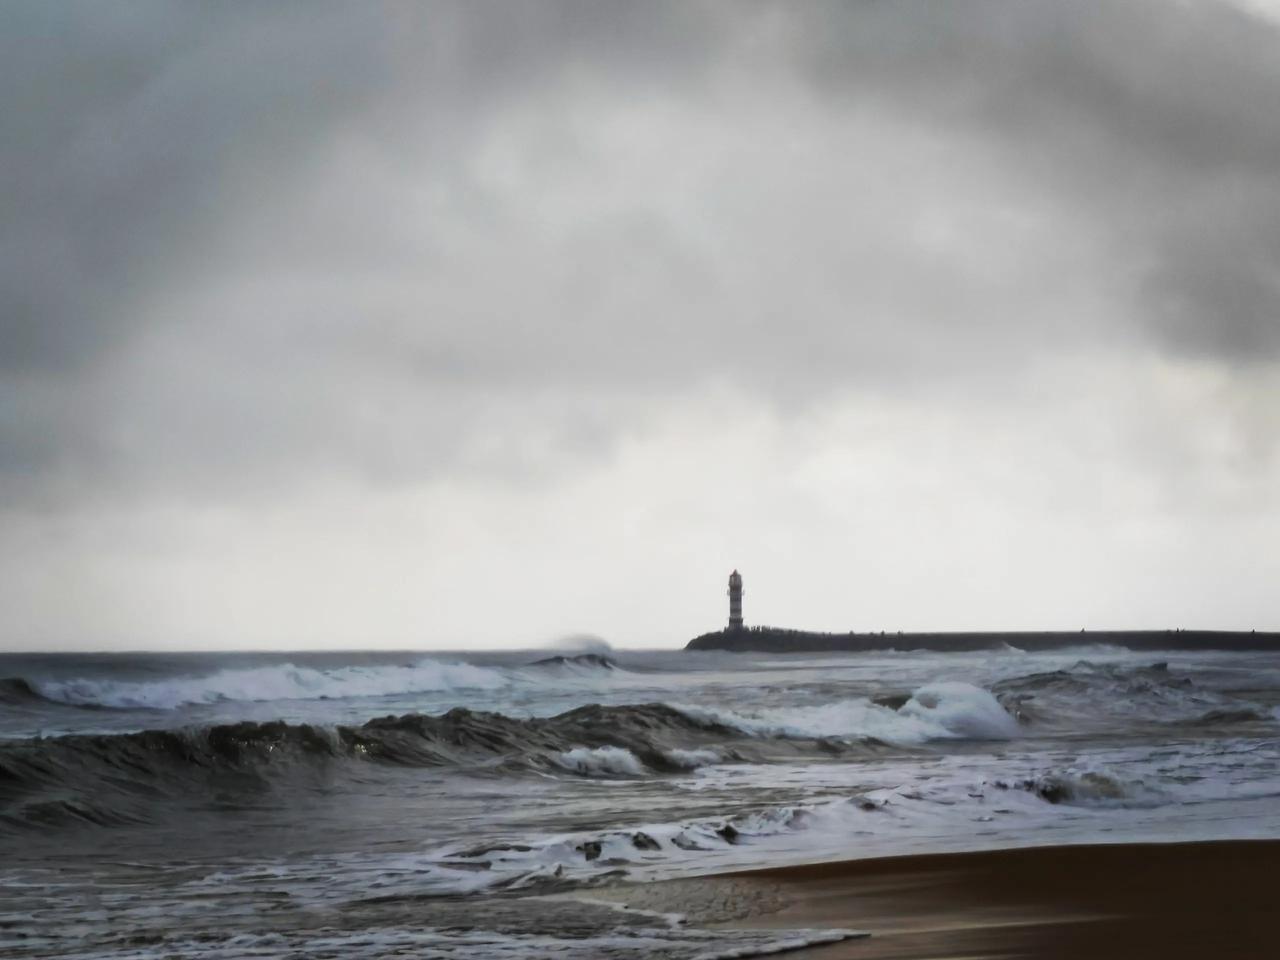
[526,653,619,677]
[1020,769,1162,808]
[26,659,512,710]
[674,681,1019,744]
[991,660,1270,727]
[0,701,851,832]
[900,682,1023,738]
[0,676,49,706]
[554,746,648,777]
[0,681,1023,834]
[663,747,723,770]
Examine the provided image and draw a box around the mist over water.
[4,645,1280,958]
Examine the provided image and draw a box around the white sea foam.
[899,682,1022,739]
[674,681,1018,744]
[691,930,867,960]
[664,748,723,769]
[36,660,510,710]
[554,746,647,777]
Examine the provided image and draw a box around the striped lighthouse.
[727,569,744,630]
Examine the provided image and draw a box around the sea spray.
[899,682,1022,739]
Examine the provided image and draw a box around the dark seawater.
[3,644,1279,957]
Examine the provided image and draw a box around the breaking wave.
[675,681,1019,744]
[0,682,1018,833]
[11,652,632,713]
[16,660,513,710]
[554,746,648,777]
[0,703,791,831]
[663,747,723,770]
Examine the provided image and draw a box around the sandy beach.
[601,839,1279,959]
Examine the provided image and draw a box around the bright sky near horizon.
[3,1,1280,651]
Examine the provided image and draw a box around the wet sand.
[601,840,1279,959]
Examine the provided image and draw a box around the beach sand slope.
[602,840,1278,959]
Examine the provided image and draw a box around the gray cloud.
[7,2,1280,497]
[1,5,377,368]
[3,2,1280,646]
[789,0,1280,355]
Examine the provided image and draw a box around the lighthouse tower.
[727,570,744,630]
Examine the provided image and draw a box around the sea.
[3,641,1280,958]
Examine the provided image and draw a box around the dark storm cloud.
[0,4,386,371]
[0,1,735,499]
[2,1,1279,505]
[787,0,1280,360]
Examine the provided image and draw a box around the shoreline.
[594,839,1280,959]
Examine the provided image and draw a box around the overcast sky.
[3,1,1280,651]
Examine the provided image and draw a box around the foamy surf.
[672,681,1020,744]
[33,659,513,709]
[555,745,649,777]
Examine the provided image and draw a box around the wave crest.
[554,746,647,777]
[0,699,906,833]
[674,681,1019,744]
[28,659,511,710]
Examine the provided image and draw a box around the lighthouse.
[727,570,744,630]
